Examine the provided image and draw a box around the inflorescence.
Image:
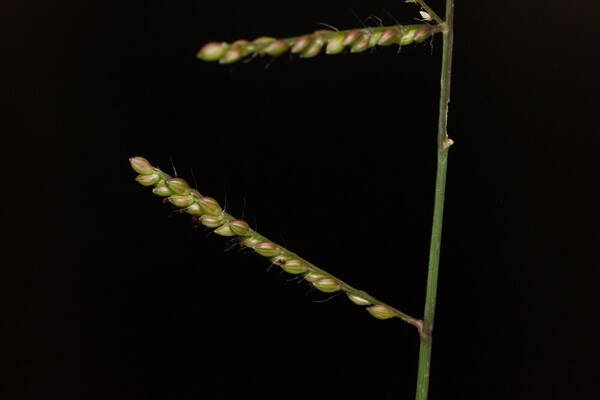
[130,156,423,329]
[197,24,440,64]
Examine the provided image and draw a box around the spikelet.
[281,259,308,274]
[313,278,342,293]
[366,305,395,320]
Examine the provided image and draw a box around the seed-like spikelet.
[219,47,245,64]
[152,183,173,197]
[303,272,327,282]
[200,214,225,228]
[240,236,261,248]
[300,38,324,58]
[366,305,395,320]
[254,242,280,257]
[368,31,383,48]
[291,35,312,54]
[326,34,346,54]
[313,278,341,293]
[135,173,160,186]
[264,40,289,56]
[197,42,229,62]
[414,27,432,43]
[184,203,204,216]
[399,28,417,46]
[214,223,236,236]
[282,259,308,274]
[377,29,400,46]
[343,29,363,46]
[229,220,251,236]
[351,33,371,53]
[232,40,254,56]
[166,178,191,195]
[129,157,155,175]
[347,293,373,306]
[168,195,194,208]
[197,196,222,216]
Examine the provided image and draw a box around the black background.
[4,0,600,399]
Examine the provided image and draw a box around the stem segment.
[415,0,454,399]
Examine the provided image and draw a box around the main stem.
[415,0,454,399]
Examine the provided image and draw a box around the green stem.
[415,0,453,399]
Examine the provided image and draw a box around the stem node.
[443,137,454,151]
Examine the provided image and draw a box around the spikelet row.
[130,156,402,321]
[197,24,438,64]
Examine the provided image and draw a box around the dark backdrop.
[4,0,600,399]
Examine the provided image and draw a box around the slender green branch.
[129,157,422,330]
[197,24,443,64]
[405,0,444,25]
[415,0,453,399]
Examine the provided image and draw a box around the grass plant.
[129,1,454,398]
